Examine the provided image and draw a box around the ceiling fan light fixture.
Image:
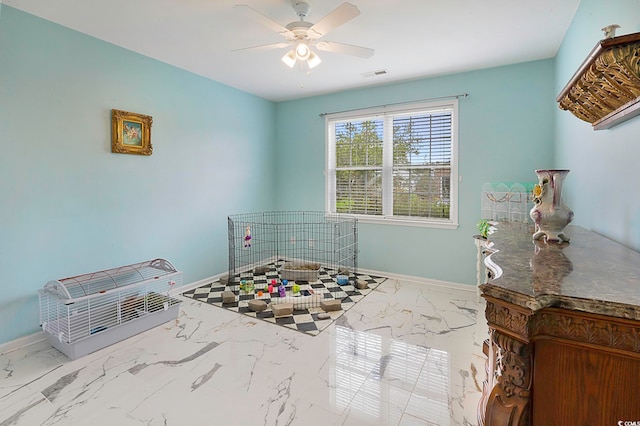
[282,50,297,68]
[307,50,321,69]
[295,42,311,60]
[236,2,374,73]
[283,44,321,70]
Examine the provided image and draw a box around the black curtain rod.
[318,93,469,118]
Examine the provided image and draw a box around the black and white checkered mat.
[182,261,386,336]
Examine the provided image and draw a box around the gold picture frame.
[111,109,153,156]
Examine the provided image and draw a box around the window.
[326,100,458,228]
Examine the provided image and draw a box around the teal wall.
[275,60,556,284]
[555,0,640,251]
[0,7,277,344]
[8,0,640,347]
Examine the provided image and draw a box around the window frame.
[325,99,459,229]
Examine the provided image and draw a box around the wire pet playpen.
[227,211,358,282]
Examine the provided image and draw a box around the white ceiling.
[4,0,581,102]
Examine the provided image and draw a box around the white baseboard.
[2,269,473,355]
[178,267,475,295]
[357,267,476,293]
[176,274,223,294]
[176,268,476,297]
[0,331,47,356]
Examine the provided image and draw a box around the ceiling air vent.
[362,69,388,78]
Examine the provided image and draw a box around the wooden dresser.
[478,223,640,425]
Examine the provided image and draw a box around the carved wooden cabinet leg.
[480,328,532,426]
[478,336,494,426]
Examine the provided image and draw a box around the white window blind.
[326,100,458,228]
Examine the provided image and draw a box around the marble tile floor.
[0,278,488,426]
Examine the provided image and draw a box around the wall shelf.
[557,32,640,130]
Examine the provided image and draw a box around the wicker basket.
[280,261,320,282]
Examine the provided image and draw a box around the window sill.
[336,213,459,229]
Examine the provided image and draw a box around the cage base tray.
[46,303,180,360]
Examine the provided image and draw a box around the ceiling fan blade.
[234,4,294,40]
[308,2,360,39]
[315,41,374,59]
[232,42,290,53]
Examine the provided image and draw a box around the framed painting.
[111,109,153,156]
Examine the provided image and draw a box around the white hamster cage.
[39,258,183,359]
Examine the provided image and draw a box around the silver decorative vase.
[529,169,574,243]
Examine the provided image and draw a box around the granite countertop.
[479,223,640,320]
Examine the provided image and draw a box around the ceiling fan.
[233,2,374,70]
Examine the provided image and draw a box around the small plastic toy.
[292,283,300,295]
[244,225,252,248]
[278,284,286,297]
[239,280,254,293]
[268,283,274,293]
